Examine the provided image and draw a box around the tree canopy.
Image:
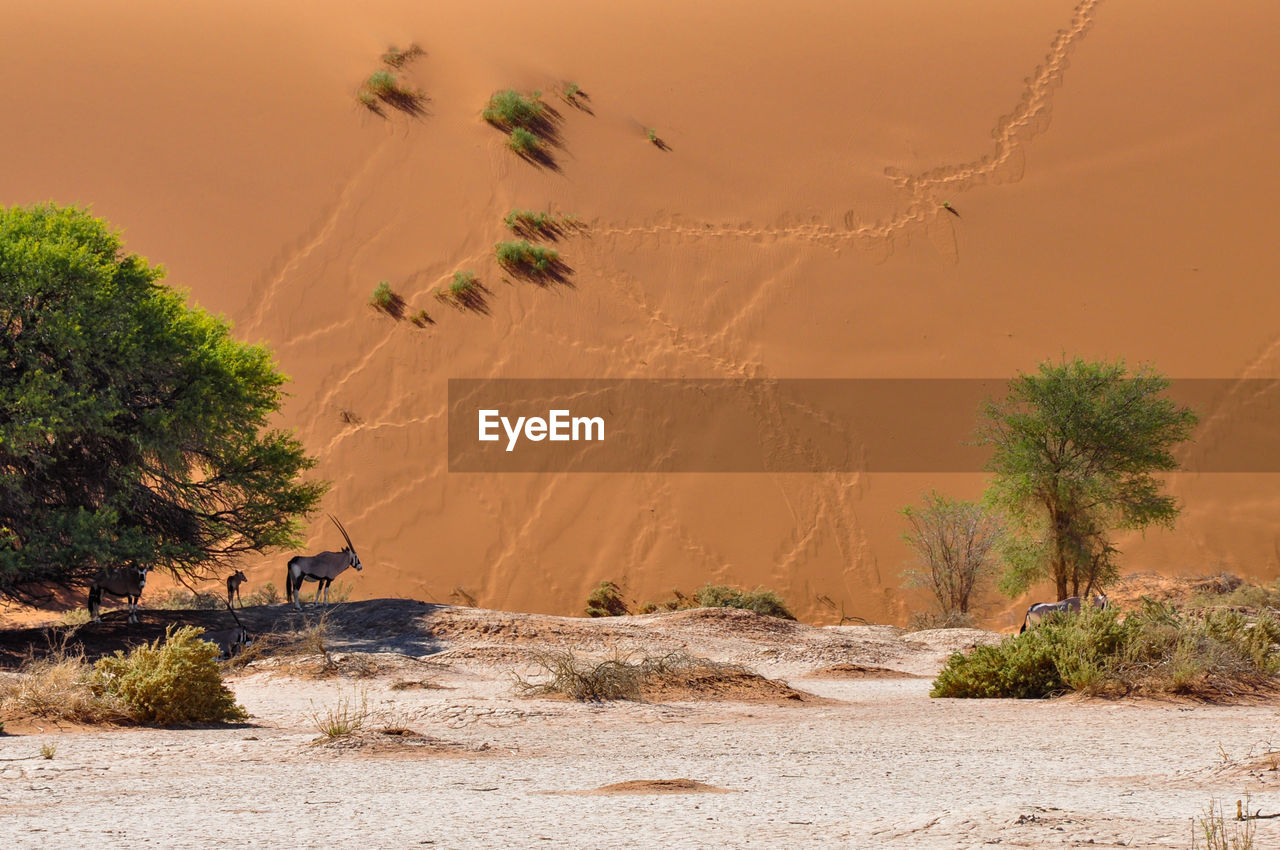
[0,204,326,603]
[978,358,1198,600]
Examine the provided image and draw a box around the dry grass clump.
[513,649,805,703]
[932,600,1280,700]
[1193,797,1257,849]
[223,611,335,674]
[310,689,368,738]
[0,638,125,724]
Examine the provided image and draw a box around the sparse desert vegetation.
[631,583,795,620]
[506,127,541,156]
[381,43,424,69]
[584,580,628,617]
[502,209,578,239]
[357,53,426,115]
[494,240,563,277]
[482,89,546,130]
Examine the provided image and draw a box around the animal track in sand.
[594,0,1103,253]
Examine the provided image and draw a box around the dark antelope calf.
[227,569,248,608]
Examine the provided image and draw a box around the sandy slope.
[2,603,1277,848]
[2,0,1279,623]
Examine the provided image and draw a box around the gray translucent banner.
[447,379,1280,473]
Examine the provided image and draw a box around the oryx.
[286,515,362,609]
[227,569,248,607]
[203,600,253,659]
[1020,593,1108,634]
[88,564,151,625]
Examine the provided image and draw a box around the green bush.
[693,584,795,619]
[482,89,545,130]
[503,209,555,235]
[507,127,540,156]
[93,626,248,725]
[638,584,795,620]
[585,581,628,617]
[370,280,396,311]
[449,271,477,297]
[365,70,400,98]
[931,601,1280,699]
[495,240,560,274]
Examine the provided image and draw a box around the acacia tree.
[0,204,326,603]
[901,491,1004,619]
[978,358,1197,600]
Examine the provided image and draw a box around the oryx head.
[330,515,362,571]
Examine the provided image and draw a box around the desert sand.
[3,0,1280,625]
[2,602,1277,848]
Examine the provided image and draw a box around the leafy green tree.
[0,204,325,603]
[978,358,1197,600]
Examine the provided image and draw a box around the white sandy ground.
[2,610,1278,848]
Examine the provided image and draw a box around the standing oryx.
[89,564,151,625]
[227,569,248,608]
[286,515,363,609]
[1020,593,1109,633]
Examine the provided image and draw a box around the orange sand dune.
[2,0,1279,625]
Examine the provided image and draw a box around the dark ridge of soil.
[639,668,824,705]
[0,599,445,668]
[588,779,732,794]
[806,663,924,679]
[310,727,491,757]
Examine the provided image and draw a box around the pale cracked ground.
[2,608,1278,848]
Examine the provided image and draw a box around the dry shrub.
[513,649,799,703]
[908,610,975,630]
[0,634,125,724]
[93,626,247,724]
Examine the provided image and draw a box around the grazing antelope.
[1020,593,1108,634]
[286,515,363,609]
[89,564,151,625]
[203,601,253,659]
[227,569,248,608]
